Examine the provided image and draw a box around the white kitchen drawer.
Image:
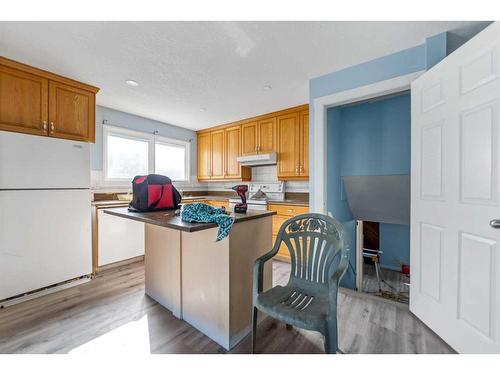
[97,208,144,267]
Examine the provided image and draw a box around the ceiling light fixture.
[263,85,272,91]
[199,107,207,112]
[125,80,139,87]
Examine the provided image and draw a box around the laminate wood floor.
[362,263,410,304]
[0,260,454,354]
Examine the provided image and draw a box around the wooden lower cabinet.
[206,199,229,209]
[269,203,309,262]
[181,199,229,210]
[182,199,208,205]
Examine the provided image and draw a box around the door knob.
[490,219,500,228]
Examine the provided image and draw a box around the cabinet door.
[224,125,241,179]
[241,121,258,155]
[210,130,225,179]
[299,110,309,177]
[277,113,300,179]
[257,117,276,153]
[0,65,48,136]
[49,81,95,142]
[197,133,211,180]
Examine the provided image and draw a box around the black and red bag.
[129,174,182,212]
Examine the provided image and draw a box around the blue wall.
[311,33,449,289]
[310,33,449,212]
[331,94,411,274]
[91,106,197,174]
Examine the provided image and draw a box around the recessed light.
[125,80,139,87]
[199,107,207,112]
[263,85,272,91]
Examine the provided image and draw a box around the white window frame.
[103,125,191,185]
[153,134,191,183]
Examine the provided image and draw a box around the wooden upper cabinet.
[197,132,212,180]
[241,118,276,155]
[277,112,300,179]
[49,81,95,142]
[196,104,307,182]
[257,117,276,153]
[210,130,225,179]
[224,125,241,179]
[197,127,251,182]
[0,65,48,136]
[0,56,99,143]
[241,121,257,155]
[299,110,309,178]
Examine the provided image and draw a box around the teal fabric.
[181,203,234,241]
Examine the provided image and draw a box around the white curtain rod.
[102,119,193,142]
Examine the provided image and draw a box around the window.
[155,142,186,181]
[106,135,149,179]
[103,125,190,184]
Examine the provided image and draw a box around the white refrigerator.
[0,131,92,301]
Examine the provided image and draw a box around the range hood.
[236,152,277,166]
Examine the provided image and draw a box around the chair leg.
[286,324,293,330]
[324,319,338,354]
[251,306,258,354]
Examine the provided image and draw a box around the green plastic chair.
[252,213,349,354]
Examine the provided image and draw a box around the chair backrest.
[276,213,349,286]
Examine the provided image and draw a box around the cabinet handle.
[299,165,304,173]
[42,121,47,130]
[295,165,299,174]
[50,122,55,132]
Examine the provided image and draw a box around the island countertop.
[103,207,276,232]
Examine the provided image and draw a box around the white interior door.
[411,22,500,353]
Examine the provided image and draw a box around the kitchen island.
[103,207,275,350]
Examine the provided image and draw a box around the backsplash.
[250,165,309,192]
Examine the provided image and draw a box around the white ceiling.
[0,21,489,130]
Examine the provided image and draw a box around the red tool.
[231,184,248,213]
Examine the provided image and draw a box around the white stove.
[229,182,284,211]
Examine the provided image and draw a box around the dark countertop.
[181,195,231,202]
[92,200,130,207]
[268,199,309,206]
[103,207,276,233]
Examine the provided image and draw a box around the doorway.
[325,90,412,303]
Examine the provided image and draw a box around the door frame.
[311,71,425,214]
[311,70,424,293]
